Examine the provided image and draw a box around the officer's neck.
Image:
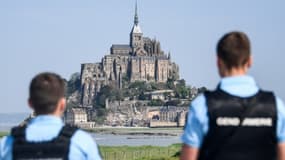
[219,65,249,78]
[222,68,248,77]
[218,57,252,78]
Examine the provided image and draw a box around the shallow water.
[93,133,181,146]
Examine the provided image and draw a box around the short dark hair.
[29,72,65,115]
[217,31,251,69]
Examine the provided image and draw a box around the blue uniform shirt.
[0,115,102,160]
[182,75,285,148]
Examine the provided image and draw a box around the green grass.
[99,143,181,160]
[0,132,8,138]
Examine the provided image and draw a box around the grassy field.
[99,143,181,160]
[0,131,8,138]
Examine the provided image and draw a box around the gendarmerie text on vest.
[216,117,272,127]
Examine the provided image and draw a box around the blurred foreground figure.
[0,72,102,160]
[180,31,285,160]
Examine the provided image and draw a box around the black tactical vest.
[198,88,277,160]
[12,125,78,160]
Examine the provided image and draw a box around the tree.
[66,72,81,97]
[138,92,147,100]
[166,99,181,106]
[166,78,175,89]
[148,99,165,106]
[94,107,108,125]
[174,85,190,99]
[94,85,123,107]
[150,82,167,90]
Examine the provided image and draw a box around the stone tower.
[130,2,146,56]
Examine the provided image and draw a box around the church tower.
[130,1,145,56]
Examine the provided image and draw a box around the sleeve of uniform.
[276,97,285,143]
[181,94,209,148]
[70,130,102,160]
[0,135,13,160]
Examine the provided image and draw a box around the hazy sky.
[0,0,284,113]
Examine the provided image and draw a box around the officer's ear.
[217,56,226,77]
[217,56,227,69]
[247,56,253,68]
[28,98,34,110]
[57,98,66,114]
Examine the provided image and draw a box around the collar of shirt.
[219,75,259,98]
[29,115,64,126]
[25,115,64,141]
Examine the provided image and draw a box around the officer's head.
[216,31,252,77]
[28,72,66,116]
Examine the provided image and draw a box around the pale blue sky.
[0,0,284,113]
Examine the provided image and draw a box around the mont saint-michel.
[64,4,205,128]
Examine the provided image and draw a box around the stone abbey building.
[80,4,180,107]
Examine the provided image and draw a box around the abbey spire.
[134,1,139,25]
[130,0,144,54]
[130,0,142,34]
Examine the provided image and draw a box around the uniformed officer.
[0,72,102,160]
[180,31,285,160]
